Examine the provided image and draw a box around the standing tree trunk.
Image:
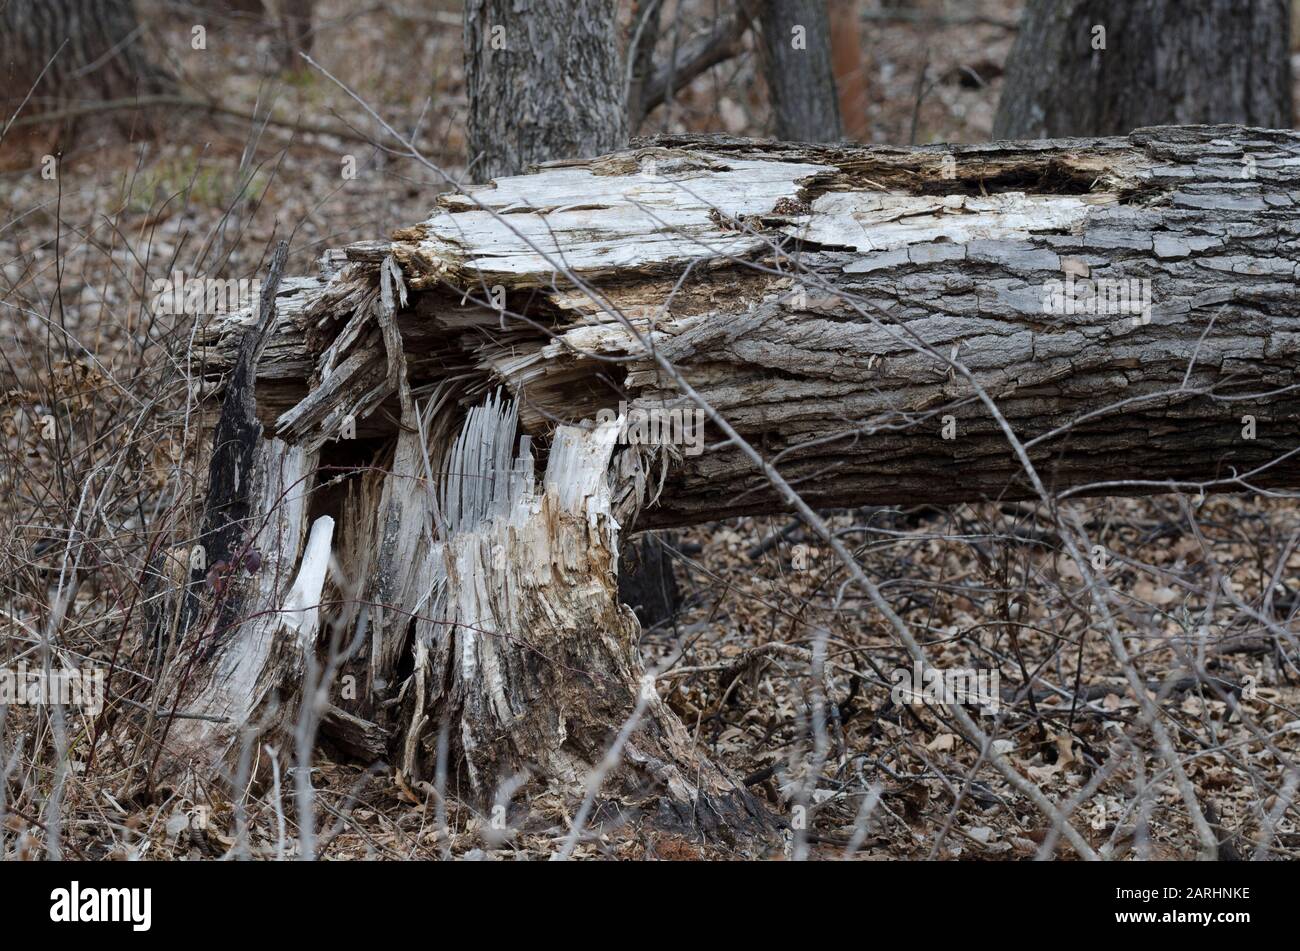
[626,0,664,133]
[829,0,870,140]
[758,0,843,142]
[463,0,628,181]
[273,0,315,71]
[178,126,1300,835]
[0,0,173,115]
[995,0,1294,139]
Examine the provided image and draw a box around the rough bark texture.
[0,0,173,115]
[183,125,1300,832]
[464,0,629,181]
[758,0,843,142]
[195,125,1300,523]
[994,0,1294,139]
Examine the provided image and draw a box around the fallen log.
[169,125,1300,834]
[198,126,1300,520]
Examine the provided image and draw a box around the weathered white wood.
[280,515,335,644]
[162,438,317,780]
[392,153,830,288]
[401,393,762,827]
[781,191,1109,252]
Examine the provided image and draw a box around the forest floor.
[2,0,1300,860]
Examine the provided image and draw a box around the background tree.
[194,0,314,71]
[995,0,1294,139]
[758,0,843,141]
[270,0,315,71]
[829,0,870,140]
[626,0,664,133]
[0,0,173,120]
[463,0,628,181]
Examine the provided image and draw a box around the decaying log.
[400,393,763,831]
[159,438,321,779]
[178,125,1300,833]
[199,126,1300,518]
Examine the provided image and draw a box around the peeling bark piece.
[189,241,290,642]
[321,705,390,764]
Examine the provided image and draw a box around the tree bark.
[0,0,173,116]
[758,0,843,142]
[463,0,628,181]
[182,125,1300,831]
[994,0,1294,139]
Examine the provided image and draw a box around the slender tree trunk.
[758,0,843,142]
[637,2,759,122]
[626,0,664,133]
[274,0,315,70]
[181,125,1300,832]
[995,0,1294,139]
[828,0,870,140]
[463,0,628,181]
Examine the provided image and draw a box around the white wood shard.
[281,515,336,644]
[418,393,629,789]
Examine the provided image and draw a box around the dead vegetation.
[2,0,1299,861]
